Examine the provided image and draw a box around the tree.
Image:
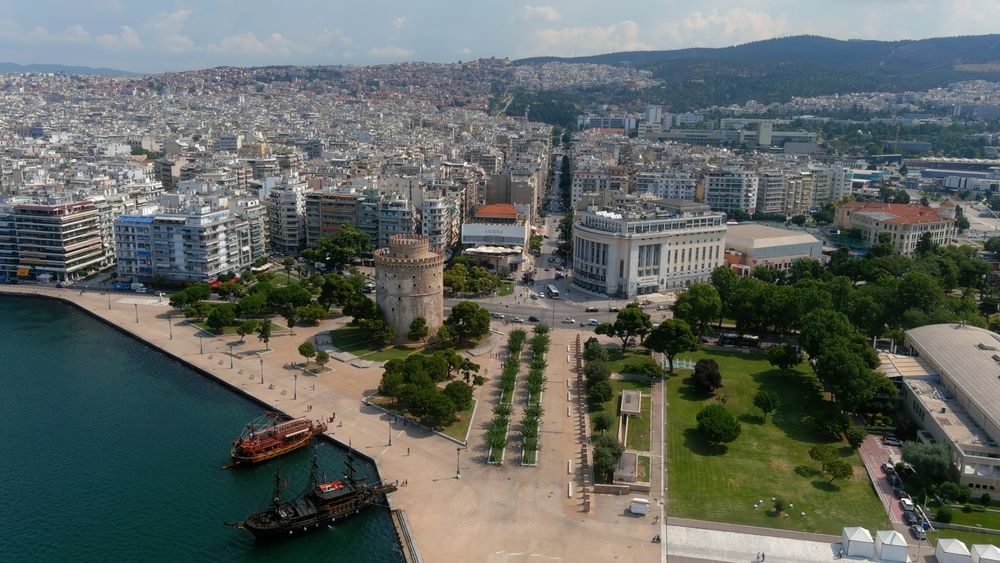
[982,493,992,508]
[587,380,613,406]
[593,413,613,434]
[752,390,779,420]
[584,361,611,386]
[809,444,836,472]
[303,226,372,272]
[236,320,260,342]
[670,283,722,337]
[443,381,474,411]
[298,340,317,364]
[936,506,953,524]
[790,214,807,226]
[257,318,272,350]
[643,318,698,373]
[280,304,298,336]
[583,337,609,362]
[432,324,456,348]
[691,358,723,395]
[902,441,953,484]
[282,257,296,282]
[710,266,738,324]
[408,317,429,342]
[206,305,236,334]
[593,445,617,483]
[595,303,652,353]
[184,302,212,321]
[986,237,1000,254]
[825,459,853,484]
[845,425,866,449]
[445,301,491,343]
[315,350,330,367]
[915,232,936,256]
[696,404,741,445]
[767,344,801,371]
[773,498,786,515]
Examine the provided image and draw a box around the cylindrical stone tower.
[374,234,444,345]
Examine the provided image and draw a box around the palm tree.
[281,257,295,283]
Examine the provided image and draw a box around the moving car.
[608,307,620,313]
[588,319,600,326]
[528,316,541,322]
[585,306,599,312]
[491,313,505,320]
[561,317,576,324]
[510,317,525,324]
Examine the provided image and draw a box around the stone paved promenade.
[2,286,660,562]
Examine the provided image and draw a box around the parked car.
[893,486,906,499]
[656,305,668,311]
[888,474,901,488]
[510,317,525,324]
[903,511,919,526]
[900,498,916,512]
[585,306,599,312]
[884,437,903,447]
[491,313,505,320]
[588,319,600,326]
[881,463,896,474]
[909,524,926,540]
[528,316,541,322]
[561,317,576,324]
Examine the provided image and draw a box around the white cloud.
[96,25,140,49]
[207,32,297,57]
[391,17,405,31]
[655,8,792,48]
[368,45,414,60]
[457,47,472,55]
[146,9,195,53]
[528,20,651,56]
[518,5,561,23]
[313,27,353,48]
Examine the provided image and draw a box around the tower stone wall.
[374,234,444,345]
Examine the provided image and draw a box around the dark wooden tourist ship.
[228,454,398,540]
[229,412,327,467]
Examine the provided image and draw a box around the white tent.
[973,544,1000,563]
[875,530,909,562]
[841,527,875,559]
[937,538,972,563]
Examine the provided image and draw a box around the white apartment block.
[266,178,308,255]
[572,197,726,297]
[634,171,697,201]
[756,171,786,214]
[703,168,758,215]
[783,170,814,217]
[571,168,629,207]
[421,195,460,253]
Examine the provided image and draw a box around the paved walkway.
[3,287,659,562]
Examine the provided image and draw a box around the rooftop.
[839,201,946,225]
[726,224,820,248]
[474,203,518,219]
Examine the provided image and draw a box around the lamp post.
[199,332,204,354]
[388,421,393,446]
[134,303,139,323]
[167,313,173,340]
[259,358,264,384]
[230,348,234,369]
[108,293,112,310]
[456,447,463,479]
[293,373,298,400]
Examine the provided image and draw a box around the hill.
[513,34,1000,112]
[0,62,137,76]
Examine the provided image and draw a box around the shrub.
[845,425,866,449]
[936,506,953,523]
[962,503,973,513]
[691,358,722,394]
[587,380,613,406]
[982,493,992,507]
[584,361,611,386]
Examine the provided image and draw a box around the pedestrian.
[407,447,410,456]
[762,554,765,562]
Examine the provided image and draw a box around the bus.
[547,284,560,299]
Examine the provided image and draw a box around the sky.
[0,0,998,72]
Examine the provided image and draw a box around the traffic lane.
[858,435,907,526]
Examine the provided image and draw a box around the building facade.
[571,197,726,297]
[703,167,758,215]
[374,234,444,345]
[835,201,956,256]
[12,199,106,281]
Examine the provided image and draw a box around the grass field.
[606,350,659,376]
[498,281,515,297]
[328,326,418,361]
[639,455,651,482]
[626,396,652,451]
[192,320,282,335]
[666,349,889,534]
[590,379,651,437]
[929,528,1000,550]
[946,507,1000,530]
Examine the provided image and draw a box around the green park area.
[666,349,888,534]
[369,394,476,442]
[328,326,416,362]
[590,379,651,440]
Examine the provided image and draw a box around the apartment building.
[304,190,362,246]
[266,177,308,255]
[703,167,758,215]
[420,194,460,253]
[572,197,726,297]
[634,171,697,201]
[10,199,106,282]
[377,198,416,248]
[756,170,786,214]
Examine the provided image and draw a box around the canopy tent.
[973,544,1000,563]
[841,527,875,559]
[937,538,972,563]
[875,530,909,562]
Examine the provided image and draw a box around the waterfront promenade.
[2,286,660,563]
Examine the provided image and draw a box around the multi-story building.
[809,166,853,207]
[783,170,814,217]
[835,201,956,256]
[377,197,416,248]
[571,197,726,297]
[571,167,629,207]
[723,224,823,275]
[266,177,308,255]
[305,190,362,247]
[12,198,106,282]
[420,194,460,253]
[0,204,18,278]
[703,167,758,215]
[634,171,698,201]
[756,170,786,214]
[212,134,244,153]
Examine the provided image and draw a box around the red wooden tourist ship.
[229,412,328,467]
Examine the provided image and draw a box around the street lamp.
[167,313,173,340]
[259,357,264,384]
[388,421,393,446]
[456,447,463,479]
[134,303,139,323]
[230,348,234,369]
[107,293,112,310]
[199,332,204,354]
[293,373,298,400]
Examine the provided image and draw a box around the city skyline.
[1,0,998,72]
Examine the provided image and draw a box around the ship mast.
[271,467,283,506]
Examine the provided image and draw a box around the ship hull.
[240,484,397,542]
[230,432,313,465]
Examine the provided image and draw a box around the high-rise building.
[12,198,105,282]
[420,194,460,253]
[703,167,758,215]
[266,177,308,255]
[377,197,416,248]
[634,171,697,201]
[305,190,362,246]
[756,171,786,214]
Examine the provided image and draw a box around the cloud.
[518,5,561,23]
[457,47,472,55]
[207,32,297,57]
[655,8,792,47]
[146,9,195,53]
[528,20,651,56]
[368,45,414,60]
[96,25,141,49]
[391,17,405,31]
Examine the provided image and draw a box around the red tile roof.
[474,203,519,219]
[839,201,946,224]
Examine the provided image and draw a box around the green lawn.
[929,528,1000,549]
[328,326,419,361]
[666,349,889,534]
[947,507,1000,530]
[626,396,652,451]
[498,281,515,297]
[370,395,475,443]
[639,455,651,482]
[606,350,658,375]
[589,379,651,437]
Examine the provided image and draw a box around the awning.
[16,267,29,277]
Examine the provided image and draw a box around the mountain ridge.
[0,62,138,76]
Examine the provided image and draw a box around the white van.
[900,498,915,512]
[629,498,650,516]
